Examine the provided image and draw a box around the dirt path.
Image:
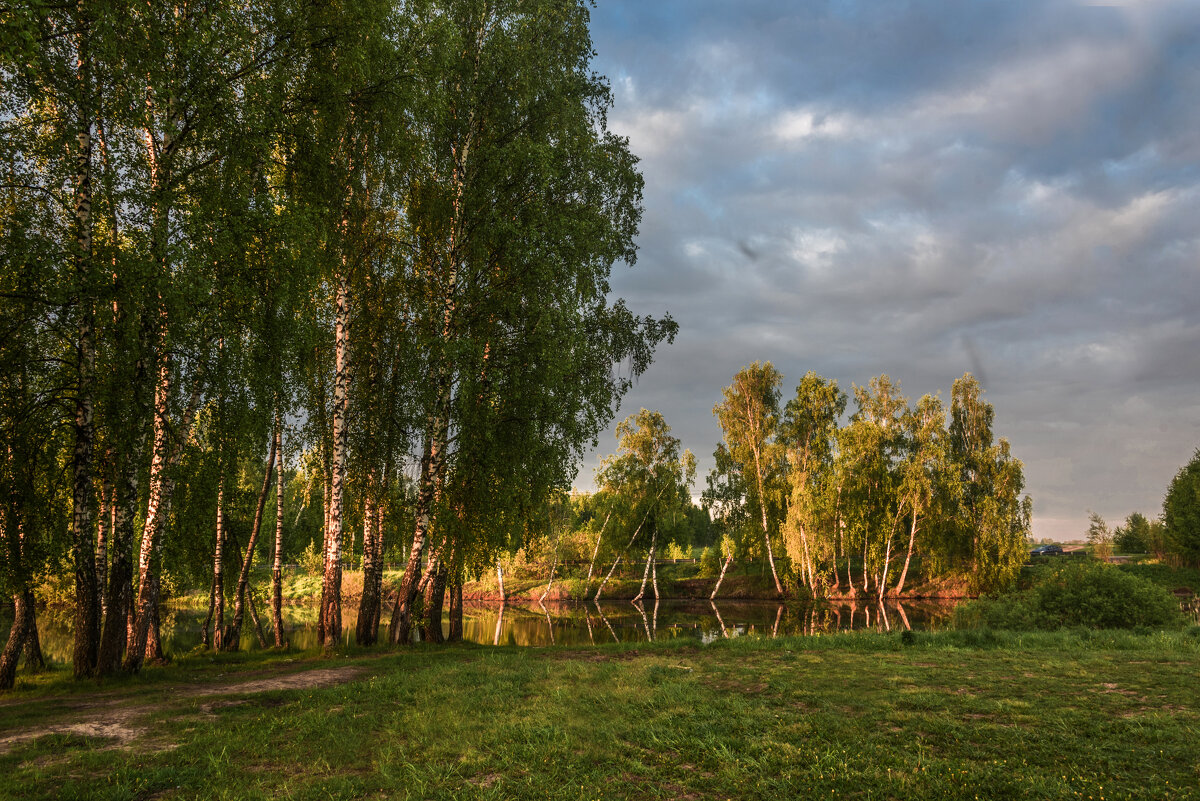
[0,663,370,754]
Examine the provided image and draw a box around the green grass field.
[2,629,1198,800]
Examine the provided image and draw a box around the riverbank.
[2,629,1198,799]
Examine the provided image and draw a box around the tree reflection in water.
[27,598,958,662]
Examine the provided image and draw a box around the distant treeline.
[1086,448,1200,566]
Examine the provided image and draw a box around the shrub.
[956,561,1184,630]
[698,546,721,577]
[664,541,690,561]
[299,539,323,576]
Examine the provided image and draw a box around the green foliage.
[698,546,721,577]
[298,540,323,577]
[956,561,1185,630]
[596,409,696,562]
[1112,511,1154,554]
[1163,448,1200,566]
[1086,511,1113,561]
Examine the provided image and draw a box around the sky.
[572,0,1200,541]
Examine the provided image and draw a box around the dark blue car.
[1030,544,1064,557]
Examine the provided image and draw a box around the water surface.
[26,598,956,664]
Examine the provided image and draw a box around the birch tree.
[713,363,786,596]
[390,0,674,643]
[779,372,846,594]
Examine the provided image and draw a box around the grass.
[2,629,1199,799]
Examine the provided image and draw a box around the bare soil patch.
[0,664,369,755]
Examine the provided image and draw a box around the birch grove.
[0,0,673,682]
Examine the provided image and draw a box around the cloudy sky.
[572,0,1200,541]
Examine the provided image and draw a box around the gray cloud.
[577,0,1200,540]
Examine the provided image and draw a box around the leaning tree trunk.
[751,445,784,597]
[878,529,894,602]
[710,553,734,600]
[594,490,662,603]
[585,505,615,588]
[225,433,277,649]
[798,520,816,592]
[632,527,657,603]
[0,593,30,690]
[271,416,286,647]
[318,274,350,649]
[894,506,919,597]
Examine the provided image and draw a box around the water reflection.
[26,598,958,664]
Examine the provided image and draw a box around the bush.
[299,539,323,576]
[956,561,1185,631]
[698,546,721,577]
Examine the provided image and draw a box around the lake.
[25,598,956,664]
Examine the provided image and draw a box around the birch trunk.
[0,593,30,690]
[585,507,613,588]
[539,526,564,603]
[211,477,226,650]
[355,488,379,646]
[421,558,447,644]
[124,347,172,672]
[878,531,893,602]
[389,419,445,644]
[226,433,277,649]
[69,0,100,679]
[124,362,202,673]
[96,445,141,675]
[710,554,734,600]
[95,472,111,618]
[594,490,661,602]
[272,418,286,646]
[496,564,505,601]
[319,273,351,648]
[894,507,919,597]
[750,437,783,596]
[144,591,163,663]
[798,520,815,592]
[20,590,44,672]
[632,528,657,603]
[861,537,870,595]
